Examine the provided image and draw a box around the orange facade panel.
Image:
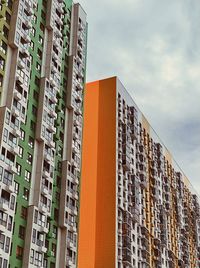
[78,77,117,268]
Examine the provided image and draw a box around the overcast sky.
[78,0,200,193]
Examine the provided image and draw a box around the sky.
[78,0,200,193]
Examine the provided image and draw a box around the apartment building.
[0,0,87,267]
[79,77,200,268]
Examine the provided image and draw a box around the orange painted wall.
[78,77,117,268]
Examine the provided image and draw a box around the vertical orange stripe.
[95,78,116,267]
[78,81,100,268]
[78,77,117,268]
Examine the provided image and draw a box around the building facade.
[0,0,87,267]
[79,77,200,268]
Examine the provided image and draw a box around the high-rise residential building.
[78,77,200,268]
[0,0,87,267]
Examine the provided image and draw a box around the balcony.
[75,93,82,103]
[38,224,49,234]
[10,146,18,155]
[140,174,147,189]
[5,184,15,194]
[39,244,47,253]
[78,23,84,32]
[78,33,84,43]
[22,34,31,44]
[49,94,57,104]
[14,90,22,101]
[0,220,7,233]
[51,65,57,74]
[122,249,132,265]
[122,156,130,171]
[46,250,55,258]
[24,20,32,29]
[0,199,9,211]
[25,5,34,16]
[73,177,79,185]
[15,74,23,85]
[43,169,50,178]
[11,107,20,117]
[49,109,57,119]
[17,58,26,70]
[74,106,82,116]
[72,205,78,215]
[66,258,74,266]
[44,151,51,162]
[47,139,55,149]
[50,77,56,88]
[39,203,48,213]
[131,208,140,223]
[7,164,17,174]
[130,124,137,140]
[73,118,80,126]
[72,145,79,155]
[41,186,49,196]
[21,47,30,58]
[141,226,149,237]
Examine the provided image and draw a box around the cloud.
[78,0,200,192]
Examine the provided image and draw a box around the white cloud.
[78,0,200,193]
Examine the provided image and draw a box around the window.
[35,251,42,266]
[32,105,37,116]
[6,11,11,24]
[36,62,41,71]
[5,237,10,253]
[20,129,25,140]
[8,133,17,146]
[16,163,21,175]
[23,188,29,201]
[16,245,23,259]
[3,170,12,186]
[25,170,31,182]
[10,195,15,210]
[33,90,39,101]
[31,27,36,36]
[32,228,36,243]
[30,41,34,50]
[30,249,34,264]
[0,166,3,181]
[52,243,56,257]
[5,111,10,125]
[35,76,40,86]
[0,40,7,54]
[18,146,23,158]
[30,120,36,131]
[0,74,3,87]
[32,15,37,24]
[28,136,34,148]
[0,233,5,249]
[27,153,33,164]
[2,259,8,268]
[34,210,38,224]
[21,206,27,220]
[52,226,57,239]
[3,128,8,142]
[19,225,25,239]
[7,216,12,231]
[39,35,43,45]
[40,22,45,32]
[37,49,42,60]
[38,212,45,227]
[7,0,12,9]
[0,56,5,70]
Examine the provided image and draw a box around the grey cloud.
[78,0,200,191]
